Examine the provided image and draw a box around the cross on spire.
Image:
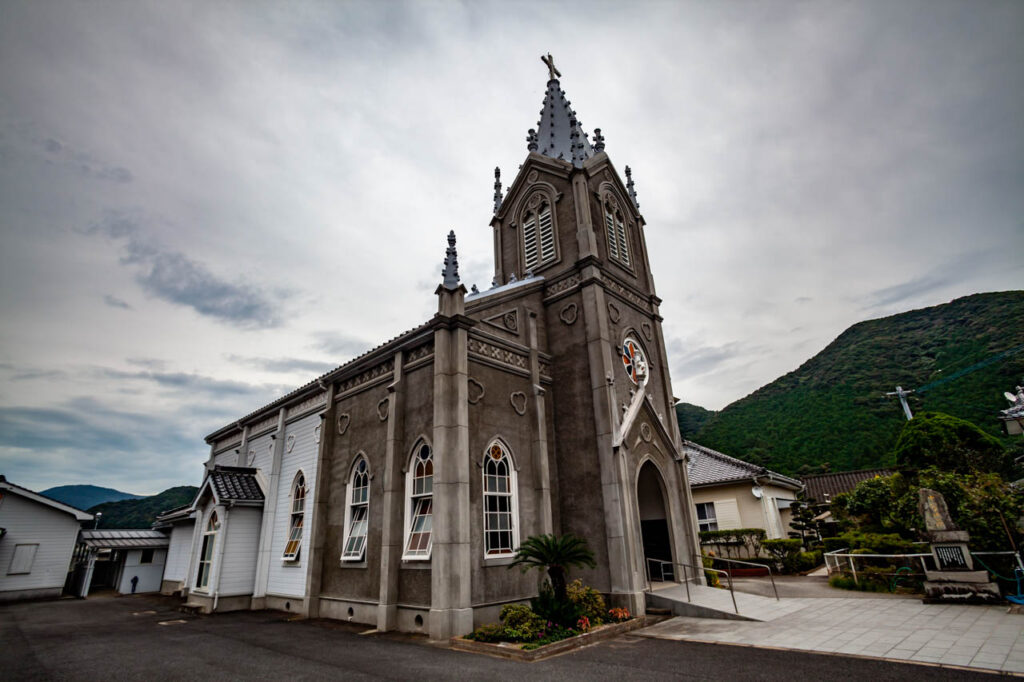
[541,53,561,80]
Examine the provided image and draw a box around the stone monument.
[918,488,1001,603]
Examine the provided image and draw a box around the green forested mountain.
[41,484,142,510]
[87,486,198,528]
[690,291,1024,476]
[675,402,716,439]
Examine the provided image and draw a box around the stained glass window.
[621,336,648,385]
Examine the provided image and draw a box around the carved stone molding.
[286,434,296,453]
[250,413,278,435]
[337,413,350,435]
[377,397,389,422]
[600,273,651,313]
[641,321,653,341]
[607,302,621,323]
[246,448,256,466]
[640,422,653,443]
[559,302,578,325]
[527,170,539,184]
[468,378,485,405]
[286,391,327,420]
[482,309,519,335]
[510,391,527,416]
[406,343,433,364]
[338,359,395,395]
[546,274,581,298]
[314,424,322,444]
[468,337,529,371]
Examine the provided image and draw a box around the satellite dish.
[751,486,764,499]
[1006,392,1020,404]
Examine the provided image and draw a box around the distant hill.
[88,486,198,529]
[693,291,1024,476]
[41,484,143,510]
[675,402,716,439]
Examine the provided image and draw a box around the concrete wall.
[691,483,799,539]
[267,411,319,598]
[116,549,167,594]
[0,491,81,601]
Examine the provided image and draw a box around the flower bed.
[452,614,649,662]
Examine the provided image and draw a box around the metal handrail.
[645,557,693,602]
[676,559,739,614]
[711,556,779,601]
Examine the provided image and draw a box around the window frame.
[519,191,559,274]
[139,548,155,565]
[695,502,718,533]
[482,440,520,559]
[402,441,434,561]
[282,472,306,562]
[602,195,632,269]
[341,456,370,562]
[195,511,218,591]
[7,543,38,575]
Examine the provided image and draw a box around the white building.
[76,529,170,596]
[0,475,93,602]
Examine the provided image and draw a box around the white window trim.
[520,193,558,273]
[482,440,520,559]
[402,441,434,561]
[195,511,218,592]
[341,456,370,562]
[603,198,632,268]
[282,471,306,562]
[8,543,38,575]
[696,502,718,533]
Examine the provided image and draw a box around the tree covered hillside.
[693,291,1024,476]
[88,486,198,529]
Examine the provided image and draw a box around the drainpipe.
[212,503,231,612]
[752,474,778,539]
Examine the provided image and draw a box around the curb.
[450,616,652,662]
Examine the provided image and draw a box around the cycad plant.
[509,533,596,604]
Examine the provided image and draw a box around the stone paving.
[639,583,1024,674]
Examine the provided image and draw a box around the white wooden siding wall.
[163,524,193,582]
[0,493,81,595]
[212,449,237,467]
[117,549,167,594]
[266,411,319,597]
[219,507,261,596]
[247,431,275,472]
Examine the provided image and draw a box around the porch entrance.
[637,461,673,581]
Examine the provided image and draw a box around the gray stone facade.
[192,66,699,640]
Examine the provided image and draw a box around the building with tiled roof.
[684,441,803,540]
[801,468,894,506]
[165,56,700,639]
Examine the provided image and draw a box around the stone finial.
[493,167,502,214]
[527,128,538,152]
[471,284,479,294]
[593,128,605,152]
[490,276,499,288]
[625,165,639,209]
[441,230,460,290]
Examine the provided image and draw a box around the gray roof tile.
[684,440,802,490]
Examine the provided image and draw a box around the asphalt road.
[1,594,1000,681]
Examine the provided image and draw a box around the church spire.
[531,54,595,168]
[440,230,460,290]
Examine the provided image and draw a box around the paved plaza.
[642,582,1024,674]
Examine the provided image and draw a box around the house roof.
[192,466,265,509]
[532,73,596,168]
[153,504,195,527]
[801,468,894,504]
[683,441,802,491]
[79,529,170,549]
[0,475,94,521]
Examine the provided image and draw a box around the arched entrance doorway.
[637,460,673,581]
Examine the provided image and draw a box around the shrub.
[465,623,506,643]
[566,579,606,624]
[607,607,631,623]
[499,603,545,641]
[530,580,580,627]
[701,552,720,587]
[698,528,766,559]
[762,538,802,573]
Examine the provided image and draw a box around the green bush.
[701,552,720,587]
[530,580,580,627]
[698,528,766,559]
[499,604,545,642]
[762,538,802,573]
[566,579,606,624]
[465,623,506,643]
[793,550,822,572]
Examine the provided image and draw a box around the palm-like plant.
[509,533,596,603]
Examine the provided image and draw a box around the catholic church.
[159,56,701,640]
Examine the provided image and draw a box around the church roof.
[531,70,596,168]
[208,466,265,503]
[684,440,802,491]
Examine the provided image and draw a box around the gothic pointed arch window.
[482,441,519,557]
[521,192,557,272]
[342,456,370,561]
[603,195,631,268]
[403,440,433,560]
[282,471,306,561]
[196,510,219,591]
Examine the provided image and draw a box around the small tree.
[787,498,821,547]
[509,533,596,604]
[893,412,1011,477]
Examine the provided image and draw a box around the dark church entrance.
[637,461,674,581]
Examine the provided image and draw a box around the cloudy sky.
[1,1,1021,494]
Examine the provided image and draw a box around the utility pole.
[885,386,914,421]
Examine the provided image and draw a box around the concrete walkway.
[640,582,1024,674]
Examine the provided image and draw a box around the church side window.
[604,199,630,267]
[342,457,370,561]
[282,472,306,561]
[483,442,519,557]
[403,442,433,560]
[521,197,555,272]
[695,502,718,532]
[196,511,219,590]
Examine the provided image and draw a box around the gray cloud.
[37,134,133,183]
[93,367,291,399]
[226,354,335,375]
[103,294,132,309]
[89,210,284,328]
[313,331,373,358]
